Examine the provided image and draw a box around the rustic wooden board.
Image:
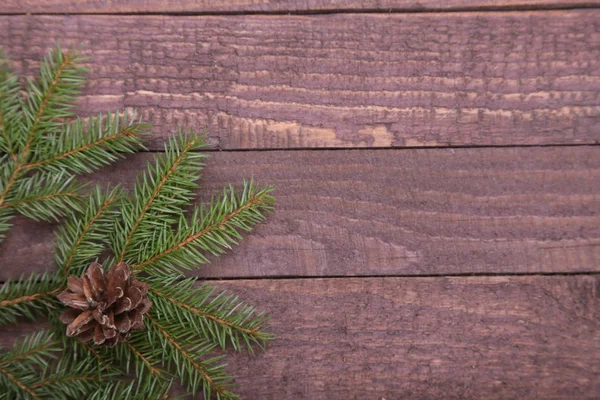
[2,276,599,399]
[1,146,599,281]
[3,0,599,14]
[1,12,599,150]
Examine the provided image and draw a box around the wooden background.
[1,1,599,399]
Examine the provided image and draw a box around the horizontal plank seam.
[1,271,598,286]
[1,4,600,16]
[137,142,600,154]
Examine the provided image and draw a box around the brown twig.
[148,316,225,395]
[23,127,136,171]
[133,191,267,272]
[150,288,260,337]
[125,342,162,376]
[62,195,118,275]
[117,139,197,263]
[0,367,41,399]
[0,191,79,210]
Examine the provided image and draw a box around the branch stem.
[150,288,259,337]
[62,195,118,275]
[23,127,136,171]
[0,191,78,210]
[133,191,267,272]
[117,139,197,263]
[125,342,162,376]
[148,316,225,395]
[0,367,41,399]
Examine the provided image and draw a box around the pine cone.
[57,262,152,346]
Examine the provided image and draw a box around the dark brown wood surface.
[1,146,599,281]
[3,0,600,13]
[2,276,599,399]
[1,12,599,150]
[1,3,599,400]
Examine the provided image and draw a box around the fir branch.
[146,315,238,399]
[125,342,164,377]
[29,360,106,399]
[0,272,60,325]
[25,110,149,175]
[0,330,109,400]
[87,376,172,400]
[0,330,58,367]
[55,185,122,277]
[0,51,21,158]
[0,207,12,241]
[109,330,167,383]
[19,45,86,155]
[133,181,274,275]
[0,331,58,400]
[30,375,97,390]
[0,45,87,228]
[148,277,272,351]
[0,43,276,400]
[113,132,209,262]
[1,171,84,222]
[0,367,41,400]
[0,162,21,209]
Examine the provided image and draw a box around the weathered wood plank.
[1,146,599,281]
[0,12,598,149]
[3,0,599,14]
[1,276,598,399]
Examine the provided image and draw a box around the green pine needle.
[0,50,21,157]
[2,171,85,222]
[0,44,146,243]
[26,110,149,175]
[18,44,87,151]
[145,316,239,400]
[0,273,60,325]
[0,330,111,400]
[54,185,123,277]
[132,180,274,276]
[148,276,273,352]
[111,131,209,262]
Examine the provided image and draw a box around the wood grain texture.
[1,276,598,399]
[1,12,599,149]
[3,0,600,14]
[1,146,598,281]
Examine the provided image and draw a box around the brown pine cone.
[57,262,152,346]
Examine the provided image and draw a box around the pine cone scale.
[126,286,143,309]
[103,325,117,340]
[137,298,152,314]
[66,276,84,294]
[57,262,152,345]
[115,313,131,332]
[114,297,132,314]
[59,308,80,325]
[57,291,88,310]
[77,329,94,344]
[87,263,107,295]
[93,324,105,345]
[66,309,93,337]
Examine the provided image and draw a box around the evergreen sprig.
[0,44,274,399]
[0,331,108,400]
[133,180,274,276]
[112,132,210,263]
[0,44,148,240]
[0,273,60,325]
[148,276,273,351]
[54,185,123,277]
